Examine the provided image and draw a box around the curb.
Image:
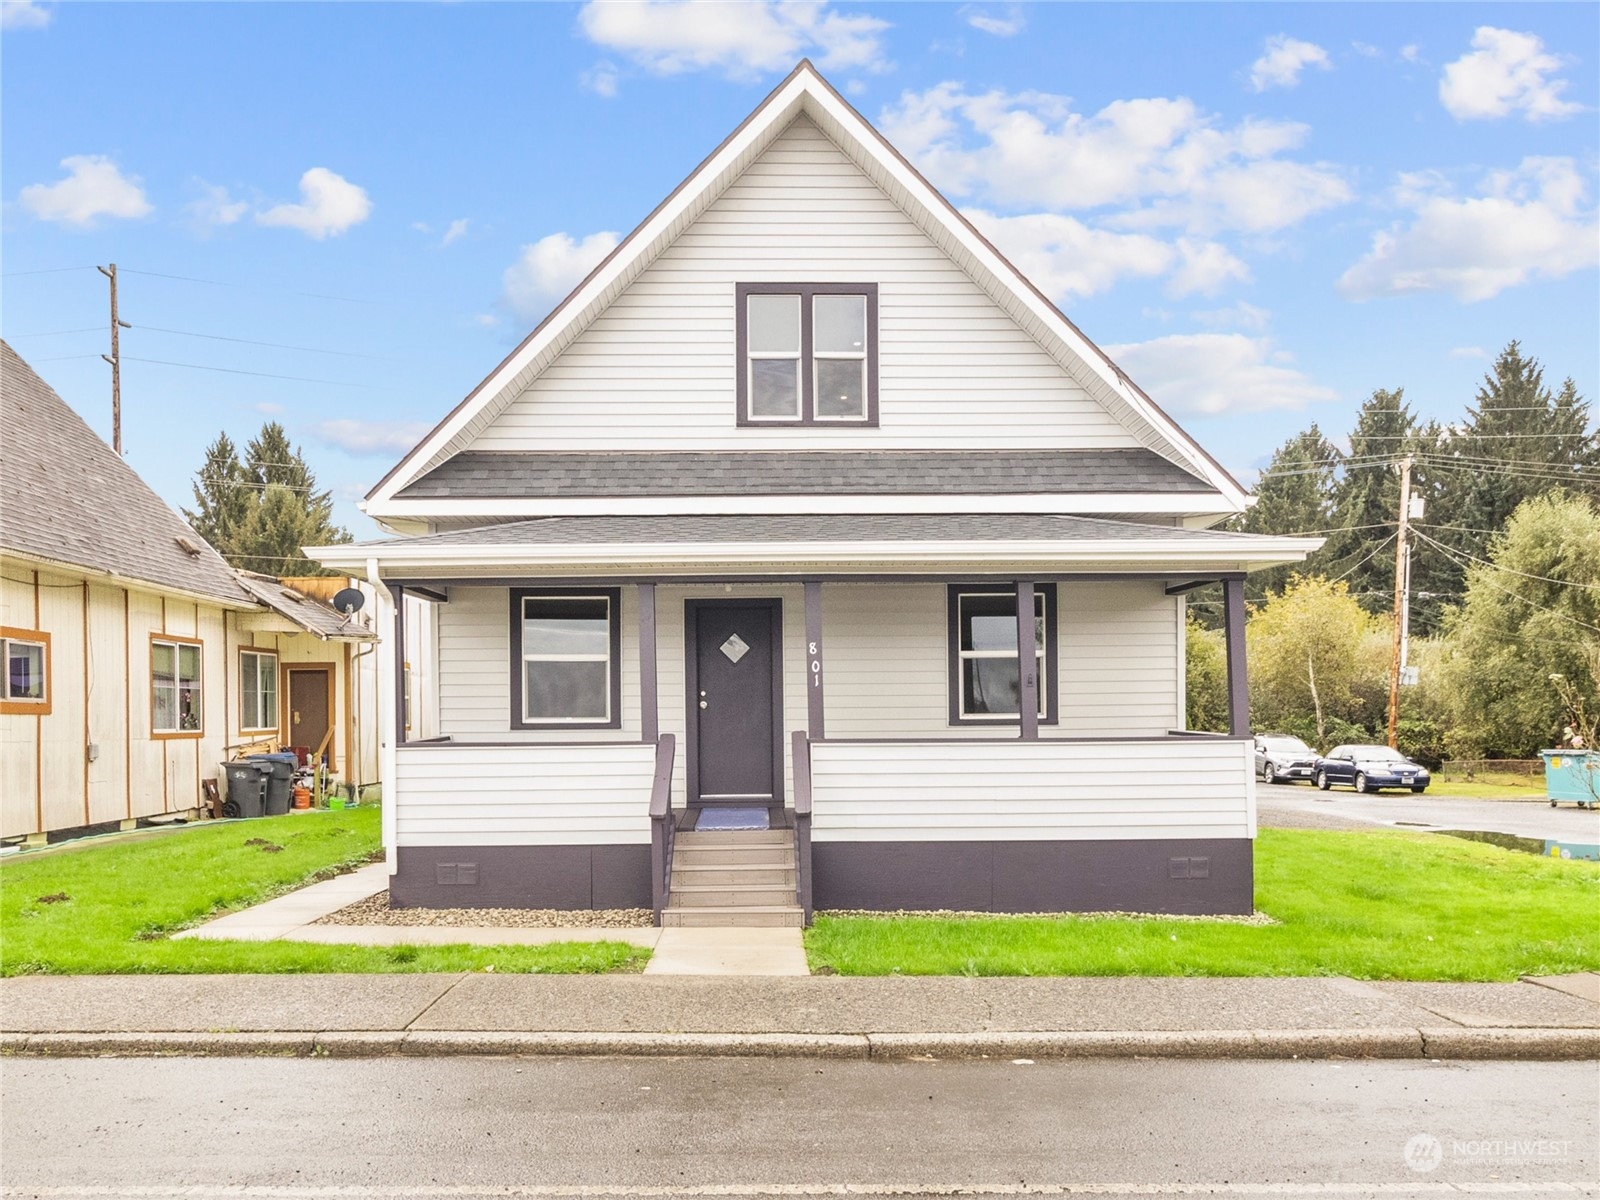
[3,1027,1596,1060]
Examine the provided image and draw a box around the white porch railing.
[808,736,1256,842]
[392,741,658,847]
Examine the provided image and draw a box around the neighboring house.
[0,341,385,841]
[311,63,1320,922]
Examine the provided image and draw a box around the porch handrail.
[791,730,814,923]
[649,733,677,924]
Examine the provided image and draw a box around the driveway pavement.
[1258,785,1600,842]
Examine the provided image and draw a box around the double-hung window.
[947,585,1059,726]
[152,636,203,735]
[510,588,622,729]
[737,283,877,426]
[239,648,279,733]
[1,628,50,715]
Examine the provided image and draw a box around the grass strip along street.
[805,828,1600,980]
[0,806,646,976]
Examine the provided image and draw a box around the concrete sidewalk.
[2,972,1594,1060]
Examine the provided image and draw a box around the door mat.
[694,807,770,831]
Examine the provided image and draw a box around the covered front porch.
[312,514,1313,921]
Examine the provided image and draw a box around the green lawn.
[0,806,646,976]
[804,827,1600,980]
[1428,771,1551,801]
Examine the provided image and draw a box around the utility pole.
[1386,454,1414,749]
[97,263,130,454]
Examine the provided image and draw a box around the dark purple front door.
[688,600,782,806]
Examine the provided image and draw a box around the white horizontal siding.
[475,115,1139,453]
[821,580,1181,739]
[809,738,1254,842]
[394,743,656,846]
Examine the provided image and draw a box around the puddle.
[1436,828,1600,860]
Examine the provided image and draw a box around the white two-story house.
[311,62,1319,925]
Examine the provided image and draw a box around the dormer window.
[736,283,877,427]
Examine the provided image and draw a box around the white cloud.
[314,419,434,456]
[963,6,1024,37]
[1249,35,1331,92]
[1338,156,1599,302]
[965,209,1249,302]
[1400,45,1422,65]
[501,230,620,319]
[184,182,248,233]
[18,155,152,227]
[1352,42,1381,60]
[577,0,890,80]
[256,168,372,239]
[439,218,470,247]
[1449,346,1487,359]
[1439,27,1582,122]
[1105,333,1337,416]
[472,313,501,328]
[0,0,50,29]
[582,61,621,96]
[1193,300,1271,332]
[879,84,1352,235]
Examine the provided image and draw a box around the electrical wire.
[122,356,378,389]
[1409,528,1600,592]
[130,324,400,361]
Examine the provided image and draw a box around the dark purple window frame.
[946,583,1060,728]
[509,587,624,731]
[735,282,879,428]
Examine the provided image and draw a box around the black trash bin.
[220,761,266,819]
[247,753,297,816]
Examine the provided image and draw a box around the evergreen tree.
[1236,423,1340,601]
[185,421,352,575]
[1322,389,1416,616]
[182,432,252,551]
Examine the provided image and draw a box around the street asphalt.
[2,1056,1595,1197]
[1257,785,1600,841]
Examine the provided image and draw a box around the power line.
[131,323,399,362]
[4,326,104,338]
[118,267,384,307]
[1409,528,1600,593]
[122,356,378,389]
[0,266,96,278]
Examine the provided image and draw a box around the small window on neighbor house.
[510,589,622,729]
[947,586,1059,726]
[152,637,203,735]
[1,629,50,714]
[239,649,278,733]
[737,284,877,426]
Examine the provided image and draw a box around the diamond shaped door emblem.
[719,633,751,664]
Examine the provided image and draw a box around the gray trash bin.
[247,753,297,816]
[220,761,266,819]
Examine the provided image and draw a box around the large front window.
[948,586,1058,725]
[737,283,877,426]
[511,589,621,728]
[152,637,203,735]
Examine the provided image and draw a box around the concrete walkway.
[1,972,1593,1060]
[175,863,807,974]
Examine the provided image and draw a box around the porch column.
[1223,577,1249,737]
[638,583,658,744]
[387,584,407,745]
[1015,581,1038,740]
[804,580,824,740]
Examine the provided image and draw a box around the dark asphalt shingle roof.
[363,512,1266,548]
[0,340,252,606]
[394,449,1215,500]
[234,573,376,640]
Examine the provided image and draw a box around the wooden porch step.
[673,844,796,867]
[671,863,795,887]
[668,882,799,907]
[675,829,793,847]
[661,905,804,928]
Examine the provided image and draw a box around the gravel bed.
[315,894,653,928]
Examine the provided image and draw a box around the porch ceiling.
[308,513,1322,578]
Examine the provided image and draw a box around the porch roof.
[234,572,377,640]
[309,513,1321,577]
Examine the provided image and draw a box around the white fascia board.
[306,536,1323,577]
[365,493,1245,520]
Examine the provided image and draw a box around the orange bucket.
[292,786,312,809]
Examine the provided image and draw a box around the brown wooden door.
[287,668,333,767]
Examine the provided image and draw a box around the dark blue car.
[1314,744,1431,794]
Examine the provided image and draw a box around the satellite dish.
[332,587,366,615]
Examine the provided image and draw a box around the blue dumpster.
[1541,749,1598,809]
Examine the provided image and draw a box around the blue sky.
[4,1,1596,540]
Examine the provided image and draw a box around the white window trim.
[518,592,616,726]
[954,590,1048,723]
[152,636,204,735]
[1,633,49,707]
[811,293,868,422]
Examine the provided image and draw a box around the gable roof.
[365,60,1250,515]
[0,340,254,607]
[395,449,1216,501]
